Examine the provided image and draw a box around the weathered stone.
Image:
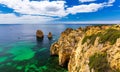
[50,42,59,55]
[36,30,44,41]
[48,32,52,40]
[59,48,72,67]
[50,25,120,72]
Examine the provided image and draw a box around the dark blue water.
[0,24,89,72]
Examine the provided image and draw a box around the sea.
[0,24,90,72]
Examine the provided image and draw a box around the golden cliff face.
[50,25,120,72]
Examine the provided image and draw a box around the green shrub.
[89,53,111,72]
[82,36,91,44]
[82,28,120,45]
[99,29,120,45]
[82,33,102,45]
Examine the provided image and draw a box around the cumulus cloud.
[0,0,115,17]
[0,0,116,24]
[0,0,116,15]
[66,3,103,14]
[0,13,58,24]
[108,0,115,4]
[79,0,96,3]
[67,0,116,14]
[0,0,67,17]
[104,0,116,6]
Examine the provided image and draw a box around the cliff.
[50,25,120,72]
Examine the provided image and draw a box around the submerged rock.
[48,32,52,40]
[50,25,120,72]
[36,30,44,41]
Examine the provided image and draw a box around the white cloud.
[0,0,116,24]
[103,0,115,6]
[0,0,115,16]
[0,13,58,24]
[79,0,96,3]
[108,0,115,4]
[0,0,67,17]
[66,0,116,14]
[66,3,103,14]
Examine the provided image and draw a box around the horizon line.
[0,21,120,24]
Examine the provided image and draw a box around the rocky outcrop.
[50,25,120,72]
[36,30,44,41]
[50,27,83,66]
[48,32,52,40]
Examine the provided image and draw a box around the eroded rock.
[36,30,44,41]
[50,25,120,72]
[48,32,52,40]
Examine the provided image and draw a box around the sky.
[0,0,120,24]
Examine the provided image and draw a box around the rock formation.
[36,30,44,41]
[48,32,52,40]
[50,25,120,72]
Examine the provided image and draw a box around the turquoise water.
[0,24,89,72]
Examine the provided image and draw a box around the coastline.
[50,24,120,72]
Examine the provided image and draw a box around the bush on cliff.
[99,28,120,45]
[82,28,120,45]
[89,52,111,72]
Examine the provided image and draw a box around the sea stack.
[36,30,44,41]
[48,32,52,40]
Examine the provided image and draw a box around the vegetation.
[89,52,111,72]
[82,35,91,44]
[82,28,120,45]
[82,34,99,45]
[99,28,120,45]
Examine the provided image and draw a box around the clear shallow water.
[0,24,89,72]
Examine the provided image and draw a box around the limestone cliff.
[50,25,120,72]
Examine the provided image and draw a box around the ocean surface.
[0,24,89,72]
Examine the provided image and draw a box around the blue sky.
[0,0,120,24]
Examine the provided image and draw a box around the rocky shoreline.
[50,25,120,72]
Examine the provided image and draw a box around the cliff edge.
[50,25,120,72]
